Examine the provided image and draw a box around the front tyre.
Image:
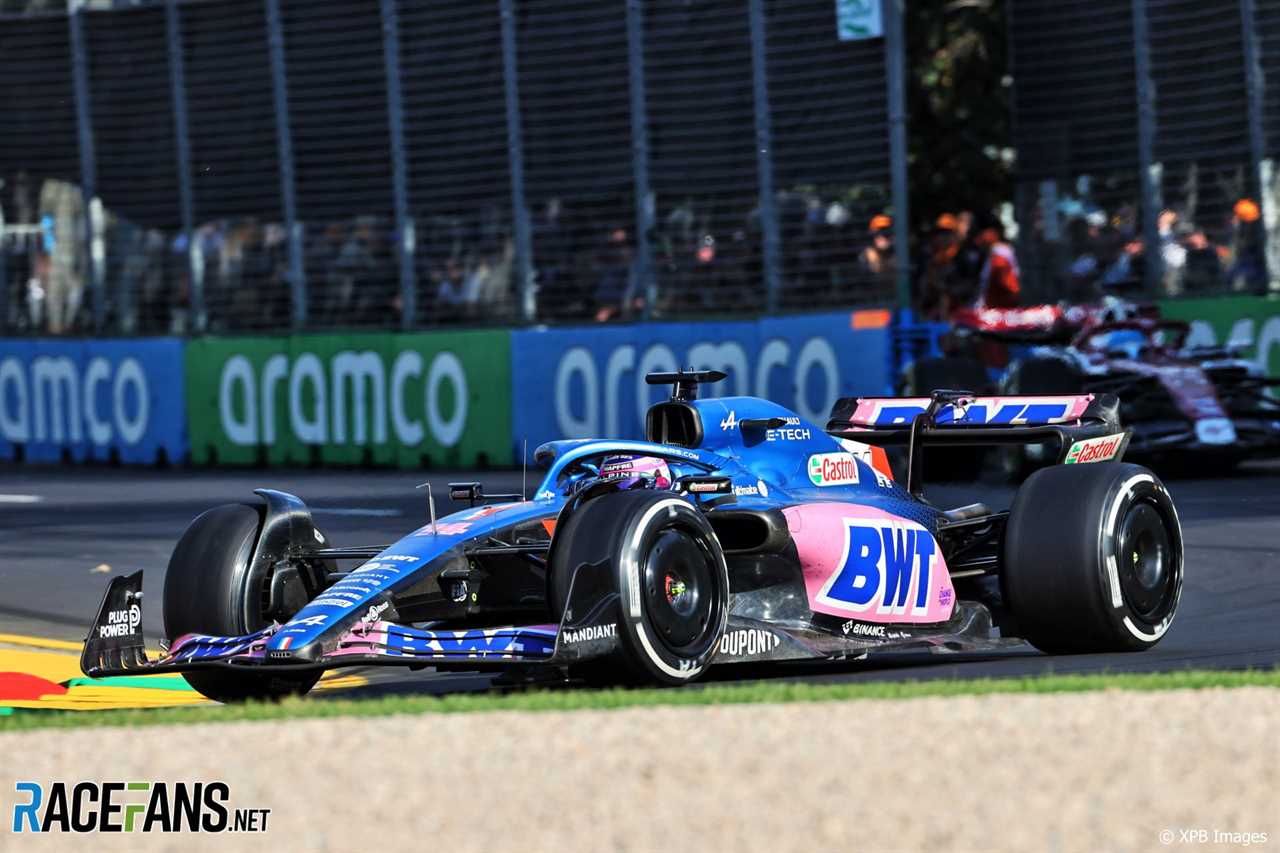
[551,490,729,684]
[163,503,321,703]
[1003,463,1183,653]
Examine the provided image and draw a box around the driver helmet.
[598,455,673,490]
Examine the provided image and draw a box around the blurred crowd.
[1,173,1274,335]
[1,181,900,334]
[912,210,1021,320]
[1023,185,1270,307]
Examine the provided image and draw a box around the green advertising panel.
[185,330,511,468]
[1158,296,1280,379]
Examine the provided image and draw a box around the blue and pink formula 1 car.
[82,371,1184,701]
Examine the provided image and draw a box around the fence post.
[499,0,536,322]
[625,0,657,319]
[1240,0,1275,291]
[68,0,105,332]
[748,0,782,313]
[1131,0,1163,293]
[380,0,417,329]
[883,0,911,312]
[264,0,306,329]
[166,0,203,333]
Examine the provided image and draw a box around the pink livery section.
[783,503,956,624]
[847,394,1094,428]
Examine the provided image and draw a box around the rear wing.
[836,394,1098,429]
[827,390,1126,495]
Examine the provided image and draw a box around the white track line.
[0,494,43,504]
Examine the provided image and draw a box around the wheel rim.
[641,526,717,654]
[1115,500,1176,621]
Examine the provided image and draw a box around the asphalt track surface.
[2,460,1277,698]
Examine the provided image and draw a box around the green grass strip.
[61,676,195,692]
[0,668,1275,734]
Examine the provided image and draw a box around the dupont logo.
[1065,433,1125,464]
[808,452,859,486]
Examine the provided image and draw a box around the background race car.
[897,299,1280,479]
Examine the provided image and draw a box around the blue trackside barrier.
[509,310,892,456]
[0,338,187,464]
[889,310,950,388]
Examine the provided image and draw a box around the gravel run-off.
[3,687,1276,853]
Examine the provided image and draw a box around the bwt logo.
[553,338,840,438]
[218,350,468,448]
[0,356,150,446]
[817,519,939,617]
[11,781,269,833]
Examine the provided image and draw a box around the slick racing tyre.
[901,356,991,481]
[550,490,729,685]
[1003,462,1183,653]
[163,503,321,703]
[999,357,1085,482]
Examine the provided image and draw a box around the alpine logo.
[562,623,617,644]
[1065,433,1125,464]
[718,629,781,656]
[808,452,859,486]
[98,604,142,639]
[720,411,738,431]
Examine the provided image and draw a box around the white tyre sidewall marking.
[620,497,726,680]
[1101,473,1181,643]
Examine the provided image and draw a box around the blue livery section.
[368,624,557,659]
[0,338,186,463]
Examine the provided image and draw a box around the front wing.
[82,570,1019,680]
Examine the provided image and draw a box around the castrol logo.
[808,452,860,486]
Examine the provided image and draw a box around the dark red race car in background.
[899,299,1280,478]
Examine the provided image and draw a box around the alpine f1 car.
[901,300,1280,476]
[82,371,1184,702]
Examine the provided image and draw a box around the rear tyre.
[550,490,729,685]
[163,503,321,703]
[999,357,1085,482]
[1003,463,1183,653]
[901,356,991,481]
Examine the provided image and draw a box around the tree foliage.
[906,0,1011,229]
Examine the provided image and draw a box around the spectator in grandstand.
[1227,198,1267,293]
[857,213,896,290]
[37,178,84,334]
[915,212,960,320]
[308,222,347,325]
[433,257,472,319]
[1067,215,1105,300]
[950,210,985,302]
[1181,227,1224,293]
[593,226,640,322]
[974,223,1021,308]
